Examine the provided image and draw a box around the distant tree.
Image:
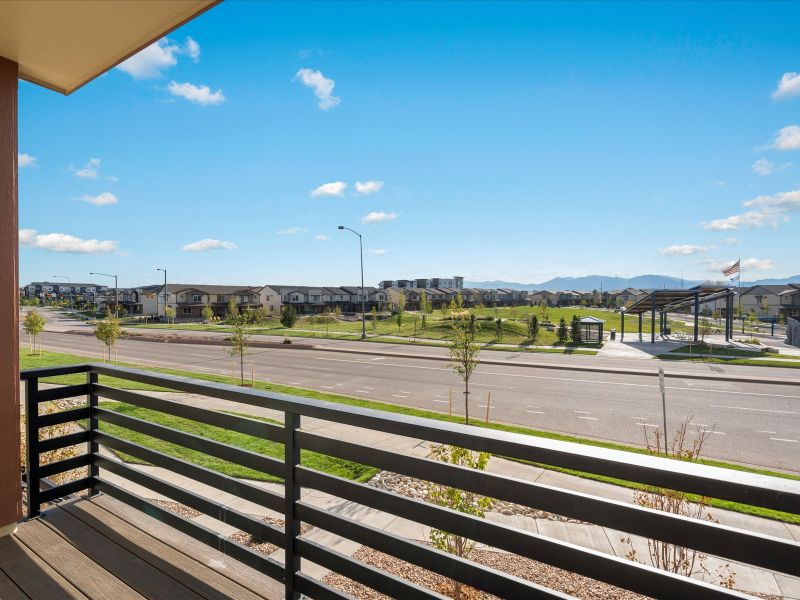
[280,304,298,329]
[580,299,588,309]
[448,314,480,425]
[761,297,769,317]
[333,305,342,319]
[395,293,406,332]
[699,317,713,343]
[23,310,46,355]
[201,304,214,323]
[527,314,539,344]
[422,314,427,331]
[427,444,491,600]
[95,318,121,363]
[456,292,464,311]
[538,301,550,324]
[570,314,582,344]
[228,314,251,386]
[164,305,176,324]
[371,306,378,333]
[746,311,759,335]
[226,298,240,322]
[712,309,721,326]
[419,290,431,315]
[778,312,787,327]
[495,318,503,341]
[556,317,569,343]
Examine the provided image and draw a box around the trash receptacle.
[610,329,616,340]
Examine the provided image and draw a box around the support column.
[0,57,21,534]
[638,313,643,340]
[651,295,656,343]
[620,311,625,341]
[725,292,731,342]
[663,311,668,335]
[693,292,700,343]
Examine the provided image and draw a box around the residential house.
[529,290,558,307]
[740,284,800,318]
[137,284,265,320]
[556,290,582,306]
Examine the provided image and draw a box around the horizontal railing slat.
[297,538,447,600]
[95,431,283,513]
[296,444,800,578]
[38,476,94,503]
[94,407,284,478]
[36,384,89,403]
[38,453,92,479]
[95,479,285,583]
[295,468,748,599]
[81,363,800,512]
[37,406,91,428]
[94,456,284,548]
[37,430,92,453]
[294,574,353,600]
[93,384,284,443]
[297,502,572,599]
[20,364,88,380]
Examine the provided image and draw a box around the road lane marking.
[574,410,591,414]
[526,410,545,414]
[288,381,302,385]
[769,438,799,443]
[690,423,709,427]
[319,386,334,389]
[637,423,659,428]
[473,383,515,390]
[757,430,777,434]
[432,399,449,404]
[355,390,371,394]
[710,405,798,415]
[699,430,725,435]
[391,394,408,398]
[578,416,599,421]
[629,416,648,420]
[398,390,412,394]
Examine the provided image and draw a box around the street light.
[338,225,366,339]
[156,268,167,321]
[52,275,73,311]
[90,272,118,317]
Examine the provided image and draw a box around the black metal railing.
[21,363,800,599]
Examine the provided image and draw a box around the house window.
[217,295,227,302]
[182,307,192,314]
[240,295,248,302]
[192,294,202,302]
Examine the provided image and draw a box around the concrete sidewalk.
[98,391,800,598]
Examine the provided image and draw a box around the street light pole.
[90,272,118,317]
[52,275,72,311]
[338,226,366,339]
[156,268,167,321]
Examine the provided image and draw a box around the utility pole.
[90,272,118,317]
[337,226,366,339]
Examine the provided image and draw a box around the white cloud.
[294,68,340,110]
[354,180,384,196]
[72,157,101,179]
[185,37,201,63]
[278,227,306,235]
[710,180,726,187]
[117,37,201,79]
[361,211,398,225]
[181,238,237,251]
[771,72,800,101]
[368,248,386,256]
[314,234,329,241]
[702,188,800,230]
[19,229,117,253]
[117,40,180,79]
[168,81,225,106]
[80,192,118,206]
[311,181,347,197]
[769,125,800,151]
[658,244,711,256]
[18,153,37,168]
[743,258,775,271]
[751,158,790,176]
[720,237,741,246]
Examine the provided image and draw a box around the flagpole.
[737,256,741,315]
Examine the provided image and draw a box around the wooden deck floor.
[0,495,283,600]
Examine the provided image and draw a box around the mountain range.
[464,274,800,292]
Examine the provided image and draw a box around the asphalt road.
[29,326,800,474]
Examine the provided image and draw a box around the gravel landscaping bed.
[149,499,202,519]
[229,517,312,556]
[323,545,651,600]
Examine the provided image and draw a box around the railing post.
[88,371,99,495]
[25,376,40,518]
[284,412,301,599]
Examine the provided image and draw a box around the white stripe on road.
[391,394,408,398]
[699,430,725,435]
[637,423,659,428]
[355,390,371,394]
[526,410,545,414]
[432,399,449,404]
[770,438,799,443]
[757,430,777,434]
[710,405,798,415]
[319,385,334,389]
[473,383,515,390]
[578,416,599,421]
[574,410,591,414]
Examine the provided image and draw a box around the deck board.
[4,494,283,600]
[62,499,266,600]
[14,518,146,600]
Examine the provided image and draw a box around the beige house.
[740,284,800,318]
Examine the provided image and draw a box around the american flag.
[722,259,740,277]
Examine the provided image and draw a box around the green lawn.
[668,344,767,357]
[21,348,800,523]
[657,354,800,369]
[101,402,375,483]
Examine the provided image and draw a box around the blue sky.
[17,1,800,287]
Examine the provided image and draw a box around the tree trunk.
[240,352,244,386]
[464,379,470,425]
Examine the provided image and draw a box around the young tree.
[448,314,480,425]
[95,318,121,362]
[455,292,464,311]
[333,305,342,319]
[527,314,539,344]
[570,314,582,344]
[23,310,46,355]
[746,311,759,335]
[370,306,378,333]
[164,305,176,324]
[556,317,569,344]
[537,300,550,324]
[712,309,721,326]
[280,304,298,329]
[761,297,769,317]
[226,298,240,322]
[228,314,251,386]
[201,304,214,323]
[395,293,406,332]
[699,317,713,343]
[494,318,503,341]
[419,290,430,316]
[427,445,492,600]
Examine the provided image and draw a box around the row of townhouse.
[378,276,464,290]
[384,287,529,310]
[23,281,131,312]
[738,284,800,319]
[528,288,648,308]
